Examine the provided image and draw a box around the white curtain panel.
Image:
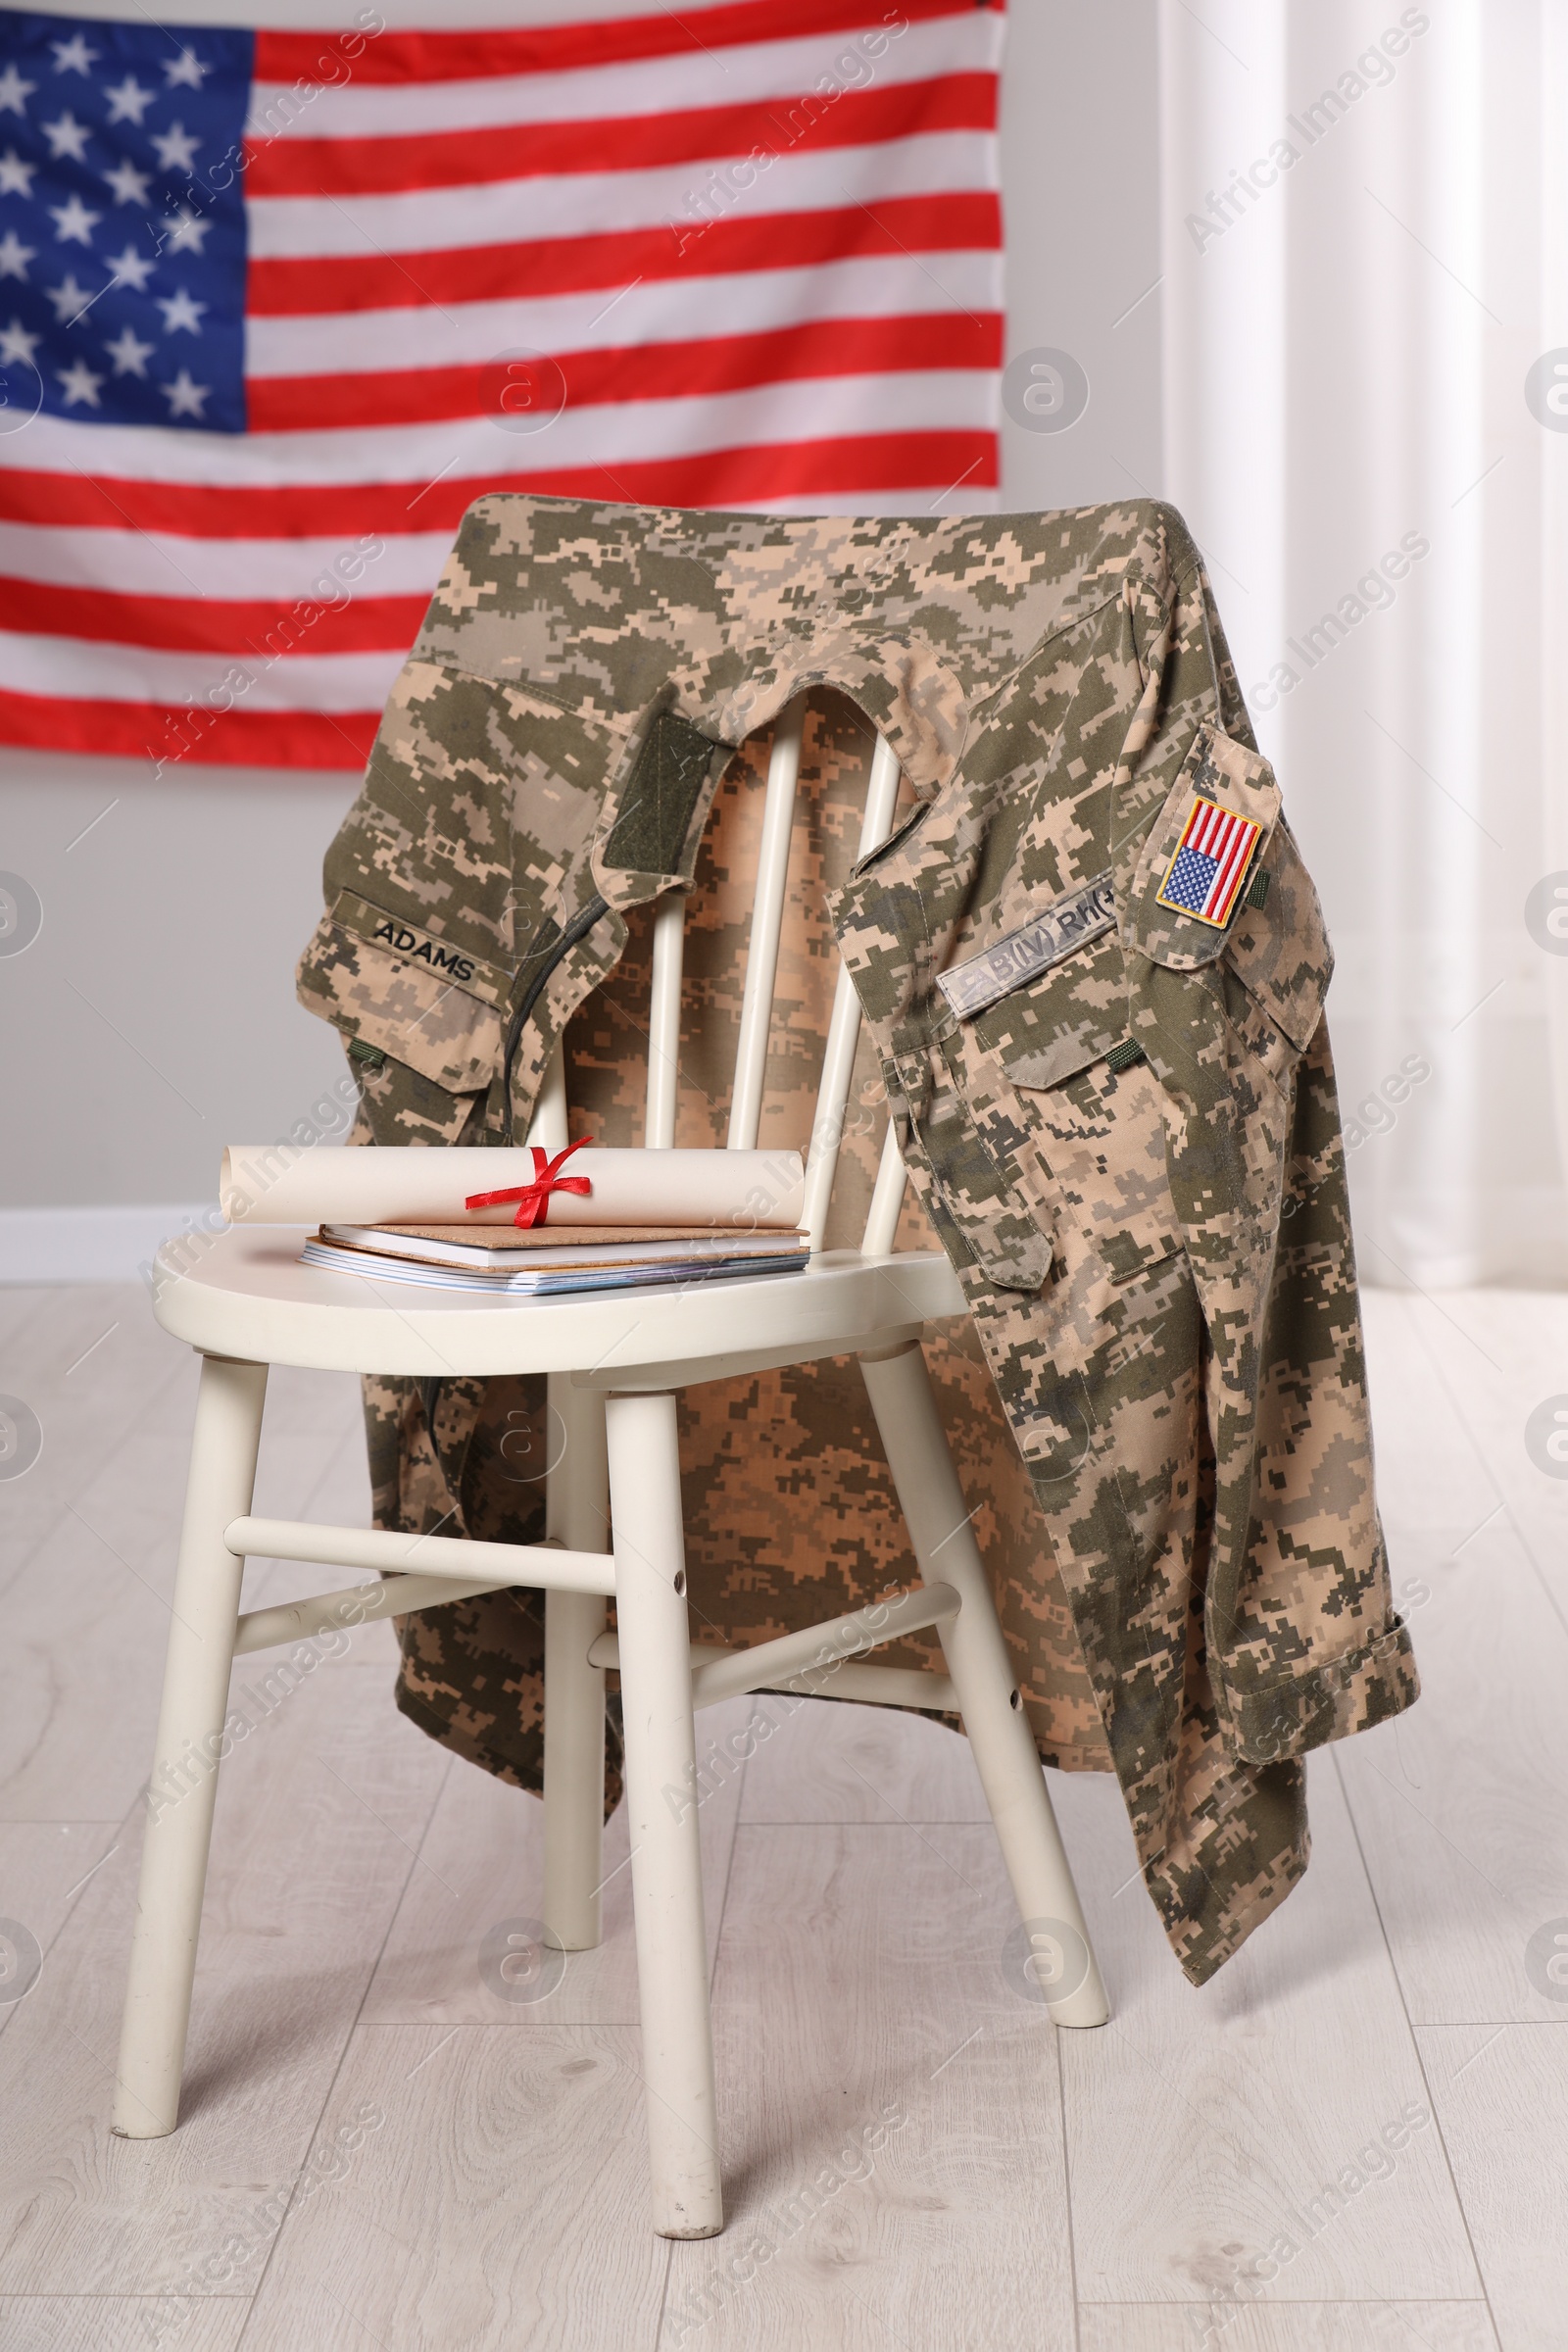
[1158,0,1568,1288]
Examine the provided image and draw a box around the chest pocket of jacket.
[963,929,1185,1285]
[296,897,508,1101]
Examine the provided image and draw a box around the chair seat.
[151,1226,966,1382]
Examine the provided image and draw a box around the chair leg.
[544,1377,609,1952]
[858,1340,1110,2030]
[604,1390,723,2238]
[113,1353,269,2137]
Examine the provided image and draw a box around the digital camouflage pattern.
[299,492,1417,1984]
[346,703,1110,1812]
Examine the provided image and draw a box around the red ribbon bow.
[465,1137,593,1230]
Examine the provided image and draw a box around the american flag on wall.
[0,0,1004,771]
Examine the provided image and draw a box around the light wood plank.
[0,1300,363,1642]
[0,1284,60,1348]
[0,1659,446,2294]
[1336,1291,1568,2025]
[236,1400,397,1664]
[1078,2304,1497,2352]
[250,1372,364,1539]
[737,1693,987,1825]
[0,2297,249,2352]
[1398,1289,1568,1622]
[293,1412,374,1529]
[0,1500,199,1820]
[239,1427,380,1618]
[1357,1295,1500,1546]
[1334,1502,1568,2025]
[0,1821,122,2044]
[1052,1760,1482,2304]
[0,1373,392,1824]
[36,1285,188,1396]
[0,1476,377,1829]
[1417,2023,1568,2352]
[363,1694,756,2026]
[0,1283,149,1386]
[0,1288,194,1603]
[238,2024,669,2351]
[661,1821,1075,2350]
[248,1361,363,1440]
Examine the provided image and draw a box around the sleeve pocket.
[1127,723,1332,1058]
[1221,820,1333,1054]
[1126,724,1281,971]
[296,912,504,1097]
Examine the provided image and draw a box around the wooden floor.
[0,1281,1563,2351]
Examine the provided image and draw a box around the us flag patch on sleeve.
[1153,795,1264,929]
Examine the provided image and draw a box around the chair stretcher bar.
[590,1579,959,1707]
[231,1569,523,1657]
[223,1514,616,1592]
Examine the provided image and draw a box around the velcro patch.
[937,872,1116,1021]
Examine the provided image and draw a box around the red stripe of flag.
[245,192,1002,315]
[0,429,998,540]
[0,576,429,658]
[1189,799,1223,858]
[247,312,1001,432]
[1209,817,1254,920]
[0,686,377,769]
[243,75,997,199]
[255,0,994,87]
[1197,811,1236,910]
[1203,807,1236,862]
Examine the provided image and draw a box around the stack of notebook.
[301,1221,811,1296]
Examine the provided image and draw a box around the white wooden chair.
[114,703,1108,2238]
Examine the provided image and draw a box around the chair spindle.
[801,731,904,1250]
[726,697,805,1152]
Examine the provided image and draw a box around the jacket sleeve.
[295,656,534,1147]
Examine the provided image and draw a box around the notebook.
[301,1221,811,1296]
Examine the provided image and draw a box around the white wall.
[998,0,1162,514]
[0,0,1165,1278]
[1158,0,1568,1288]
[0,755,357,1271]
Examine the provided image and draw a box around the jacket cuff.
[1228,1616,1421,1764]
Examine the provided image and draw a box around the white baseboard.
[0,1204,221,1286]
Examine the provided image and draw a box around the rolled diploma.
[220,1145,806,1230]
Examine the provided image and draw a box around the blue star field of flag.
[1160,844,1226,915]
[0,10,251,434]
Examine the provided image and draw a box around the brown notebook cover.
[362,1222,802,1250]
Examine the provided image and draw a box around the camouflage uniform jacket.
[298,492,1418,1984]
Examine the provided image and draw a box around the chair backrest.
[527,693,910,1257]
